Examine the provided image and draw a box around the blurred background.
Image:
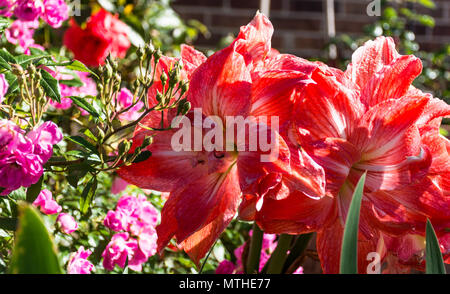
[170,0,449,103]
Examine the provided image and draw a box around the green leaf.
[0,17,11,33]
[67,163,92,188]
[426,219,446,274]
[246,223,264,274]
[16,54,52,67]
[9,187,26,201]
[340,172,367,274]
[79,177,98,215]
[69,96,100,118]
[59,77,84,87]
[64,60,98,79]
[40,69,61,103]
[4,72,18,94]
[132,150,152,163]
[0,217,17,231]
[418,0,436,9]
[0,48,16,70]
[8,203,62,274]
[65,135,98,154]
[26,176,43,203]
[282,233,313,273]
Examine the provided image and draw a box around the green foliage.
[425,219,446,274]
[329,0,449,104]
[8,203,63,274]
[340,172,367,274]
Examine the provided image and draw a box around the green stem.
[245,222,264,274]
[282,233,313,273]
[266,234,293,274]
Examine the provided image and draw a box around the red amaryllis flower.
[118,13,325,264]
[63,9,131,66]
[255,36,450,273]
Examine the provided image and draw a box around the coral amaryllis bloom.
[255,37,450,273]
[118,13,325,264]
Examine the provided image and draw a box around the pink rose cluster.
[32,189,88,273]
[67,246,94,274]
[32,189,78,234]
[2,0,69,52]
[215,231,304,274]
[116,88,144,122]
[0,120,62,195]
[102,194,159,271]
[0,74,8,104]
[1,0,68,27]
[49,69,98,111]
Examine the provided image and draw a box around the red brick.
[229,0,260,9]
[172,0,223,7]
[335,19,373,34]
[289,0,323,12]
[295,36,326,49]
[210,14,254,29]
[432,25,450,36]
[270,16,322,31]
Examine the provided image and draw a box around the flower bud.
[118,139,132,155]
[137,46,145,59]
[160,72,168,85]
[154,49,162,62]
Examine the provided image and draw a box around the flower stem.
[266,234,293,274]
[283,233,313,273]
[245,222,264,274]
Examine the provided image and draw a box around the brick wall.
[171,0,450,58]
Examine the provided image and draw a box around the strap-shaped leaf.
[8,202,62,274]
[426,219,446,274]
[340,172,367,274]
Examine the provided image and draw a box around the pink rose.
[42,0,68,28]
[14,0,44,22]
[216,260,235,274]
[102,233,137,271]
[56,213,78,234]
[0,74,9,105]
[67,246,94,274]
[32,189,62,215]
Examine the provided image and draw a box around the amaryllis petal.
[250,70,312,129]
[256,191,335,234]
[180,44,207,79]
[350,96,430,192]
[416,95,450,126]
[157,165,241,265]
[344,36,399,92]
[280,135,326,198]
[233,12,274,66]
[361,55,422,107]
[236,124,291,194]
[263,54,318,74]
[316,217,380,274]
[300,137,360,196]
[117,122,208,192]
[186,44,252,119]
[295,66,364,141]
